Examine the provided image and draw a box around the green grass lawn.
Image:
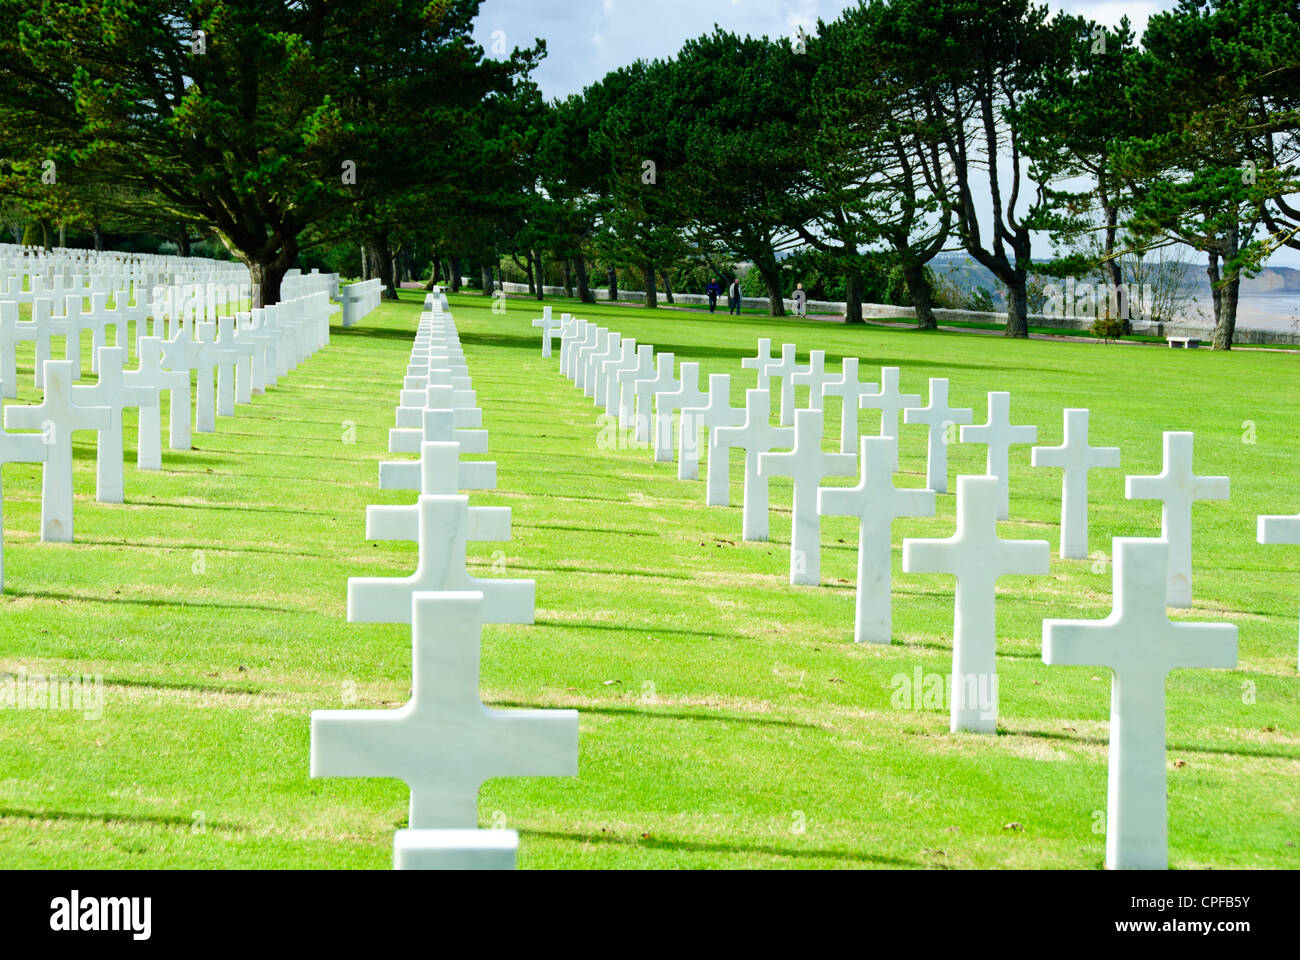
[1,289,1297,869]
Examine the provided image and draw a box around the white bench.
[1167,336,1201,349]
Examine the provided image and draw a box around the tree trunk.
[1003,275,1029,338]
[246,243,295,308]
[533,251,544,301]
[844,269,864,324]
[481,264,494,296]
[1208,245,1239,351]
[360,245,369,280]
[607,266,618,302]
[904,263,937,329]
[643,264,658,308]
[92,223,103,252]
[662,270,674,305]
[575,257,595,303]
[521,254,535,295]
[176,226,190,257]
[563,259,573,298]
[58,222,65,248]
[449,256,462,293]
[40,219,50,251]
[370,240,398,299]
[757,263,786,317]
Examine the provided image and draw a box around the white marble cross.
[393,828,519,871]
[161,328,209,447]
[3,360,111,542]
[592,333,626,405]
[960,391,1037,520]
[858,367,922,470]
[390,407,488,456]
[0,422,48,590]
[1043,537,1237,869]
[680,373,744,482]
[742,338,774,392]
[819,436,935,643]
[575,327,608,393]
[902,475,1050,732]
[711,388,793,535]
[586,331,621,401]
[1125,431,1228,608]
[791,350,836,411]
[212,315,253,417]
[379,440,497,495]
[758,407,857,585]
[560,317,588,379]
[654,361,706,463]
[348,495,534,624]
[820,357,878,455]
[1257,511,1300,669]
[614,344,653,428]
[762,343,800,426]
[193,323,220,433]
[903,377,973,494]
[532,306,562,357]
[1032,409,1121,559]
[632,353,677,445]
[0,301,21,398]
[312,590,577,830]
[19,299,55,389]
[71,346,158,502]
[123,337,187,470]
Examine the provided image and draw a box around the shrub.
[1092,317,1125,342]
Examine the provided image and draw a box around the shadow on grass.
[516,522,663,539]
[74,536,322,558]
[16,589,300,615]
[897,637,1044,661]
[141,500,337,518]
[517,826,919,866]
[517,563,694,582]
[0,806,236,831]
[491,699,816,730]
[1020,727,1300,761]
[107,675,266,696]
[531,619,745,640]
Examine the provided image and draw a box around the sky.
[471,0,1175,100]
[468,1,1300,271]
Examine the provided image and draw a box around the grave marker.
[1043,538,1237,869]
[903,377,973,494]
[960,391,1037,520]
[819,436,934,643]
[1031,409,1121,559]
[902,476,1050,732]
[758,408,856,585]
[1125,432,1228,608]
[712,388,793,534]
[3,360,111,542]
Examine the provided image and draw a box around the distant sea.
[1178,293,1300,332]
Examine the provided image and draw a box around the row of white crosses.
[0,286,334,590]
[311,290,577,871]
[539,319,1273,870]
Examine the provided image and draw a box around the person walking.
[728,278,742,316]
[793,282,807,317]
[706,277,722,313]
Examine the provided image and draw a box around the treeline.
[0,0,1295,349]
[516,0,1297,349]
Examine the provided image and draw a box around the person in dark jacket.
[706,278,722,313]
[729,278,742,315]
